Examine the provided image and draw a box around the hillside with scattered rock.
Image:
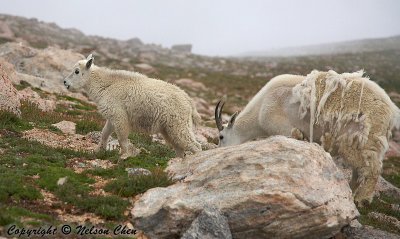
[0,14,400,238]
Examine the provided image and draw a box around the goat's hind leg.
[349,149,382,206]
[163,126,201,158]
[354,150,382,205]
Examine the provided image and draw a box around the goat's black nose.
[63,80,66,85]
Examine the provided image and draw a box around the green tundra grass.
[1,48,400,236]
[0,93,175,238]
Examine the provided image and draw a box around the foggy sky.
[1,0,400,56]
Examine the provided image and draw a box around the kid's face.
[64,55,93,91]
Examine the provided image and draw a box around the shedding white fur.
[217,69,400,204]
[294,70,367,143]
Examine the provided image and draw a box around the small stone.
[126,222,134,230]
[126,168,151,177]
[107,139,120,151]
[77,163,86,168]
[52,121,76,135]
[349,219,362,228]
[57,176,68,186]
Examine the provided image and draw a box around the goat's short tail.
[394,108,400,130]
[191,102,202,128]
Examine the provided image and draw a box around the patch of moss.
[0,171,42,203]
[358,193,400,235]
[36,167,94,192]
[0,37,13,44]
[13,80,32,91]
[129,132,175,159]
[0,136,130,221]
[29,40,48,49]
[123,152,170,169]
[383,157,400,188]
[358,215,400,235]
[20,100,66,127]
[0,110,31,132]
[79,195,129,220]
[76,120,102,134]
[84,167,122,179]
[94,149,120,162]
[104,168,173,197]
[0,134,90,162]
[0,132,102,209]
[47,125,63,134]
[0,206,53,227]
[55,182,129,220]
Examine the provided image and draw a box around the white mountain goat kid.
[64,54,201,159]
[215,70,400,205]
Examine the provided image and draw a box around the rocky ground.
[0,47,219,238]
[0,14,400,238]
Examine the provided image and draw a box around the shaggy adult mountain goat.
[215,70,400,204]
[64,54,201,159]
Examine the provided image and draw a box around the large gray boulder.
[131,136,359,239]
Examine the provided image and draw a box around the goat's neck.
[233,108,266,143]
[85,70,112,103]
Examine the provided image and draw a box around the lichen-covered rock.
[0,42,83,94]
[131,136,359,239]
[181,207,232,239]
[51,121,76,134]
[0,62,20,116]
[126,168,152,177]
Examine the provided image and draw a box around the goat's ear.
[228,111,238,128]
[86,54,94,69]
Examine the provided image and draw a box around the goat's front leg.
[110,114,140,160]
[95,120,113,152]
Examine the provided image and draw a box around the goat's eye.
[75,69,80,74]
[219,135,224,140]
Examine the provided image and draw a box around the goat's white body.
[228,70,400,203]
[85,66,201,158]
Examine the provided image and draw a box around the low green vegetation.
[0,93,175,231]
[357,156,400,234]
[76,120,102,134]
[0,37,13,45]
[382,156,400,188]
[358,193,400,234]
[0,206,53,227]
[0,110,31,132]
[13,80,31,91]
[1,47,400,236]
[20,100,70,129]
[104,168,173,197]
[29,40,48,49]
